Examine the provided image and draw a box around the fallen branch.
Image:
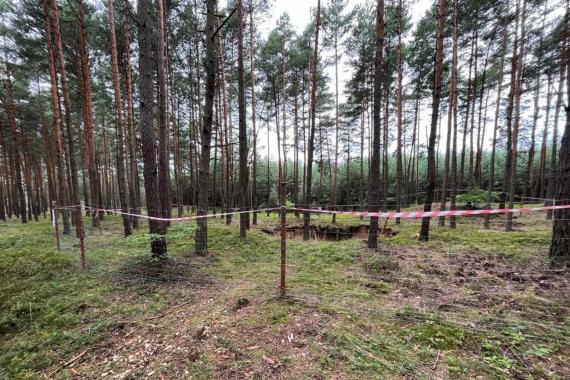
[432,351,441,371]
[46,350,87,378]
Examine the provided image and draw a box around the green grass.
[0,210,567,379]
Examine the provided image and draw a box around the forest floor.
[1,207,569,379]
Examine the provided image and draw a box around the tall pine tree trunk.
[43,0,70,234]
[367,0,385,249]
[303,0,320,241]
[546,61,566,219]
[460,36,474,189]
[523,14,544,200]
[440,0,458,227]
[195,0,217,255]
[4,72,26,223]
[500,0,521,211]
[549,3,569,260]
[332,33,339,223]
[50,0,80,231]
[123,0,140,227]
[534,75,552,198]
[156,0,171,222]
[474,50,489,187]
[137,0,167,256]
[237,0,249,238]
[419,0,446,241]
[107,0,132,237]
[395,0,403,225]
[484,15,508,229]
[77,0,100,228]
[506,0,527,232]
[249,0,258,225]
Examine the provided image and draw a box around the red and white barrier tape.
[290,204,570,219]
[55,205,280,222]
[53,203,570,222]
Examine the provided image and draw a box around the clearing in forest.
[1,210,569,379]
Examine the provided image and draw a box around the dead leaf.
[262,355,276,366]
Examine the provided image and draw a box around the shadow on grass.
[103,253,216,292]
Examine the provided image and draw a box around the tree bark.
[484,16,508,229]
[419,0,446,241]
[249,0,258,225]
[367,0,385,249]
[303,0,321,241]
[237,0,249,238]
[50,0,80,231]
[440,0,458,227]
[474,49,489,187]
[156,0,171,223]
[4,72,26,224]
[77,0,100,228]
[500,0,521,211]
[332,27,340,223]
[535,75,553,198]
[460,35,475,189]
[549,2,570,260]
[195,0,217,255]
[506,0,527,232]
[137,0,167,256]
[107,0,132,237]
[395,0,403,225]
[123,0,140,227]
[546,61,566,219]
[42,0,70,234]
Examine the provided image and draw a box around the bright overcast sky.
[260,0,434,97]
[260,0,433,35]
[251,0,435,159]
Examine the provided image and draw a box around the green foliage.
[503,324,527,346]
[412,321,467,350]
[524,345,554,358]
[456,189,499,205]
[483,352,516,375]
[363,255,400,273]
[1,209,566,378]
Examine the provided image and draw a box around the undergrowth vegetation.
[0,210,568,379]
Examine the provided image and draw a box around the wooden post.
[380,217,389,237]
[76,205,86,269]
[53,201,60,250]
[279,197,287,298]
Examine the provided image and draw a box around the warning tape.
[290,204,570,219]
[53,203,570,222]
[55,205,280,222]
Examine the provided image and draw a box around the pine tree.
[77,0,99,228]
[238,0,249,238]
[419,0,446,241]
[42,0,69,234]
[549,0,569,260]
[304,0,321,241]
[195,0,218,255]
[137,0,167,256]
[106,0,132,237]
[367,0,385,249]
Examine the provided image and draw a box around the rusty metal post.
[53,201,60,250]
